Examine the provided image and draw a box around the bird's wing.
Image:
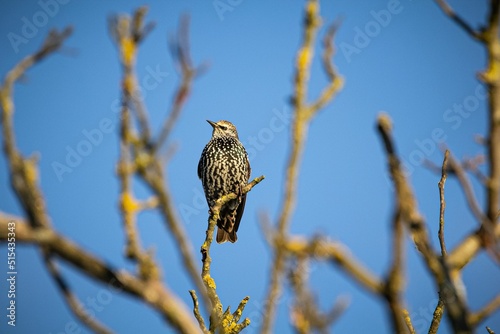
[246,154,251,180]
[197,151,204,180]
[233,193,246,233]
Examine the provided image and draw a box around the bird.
[198,120,251,243]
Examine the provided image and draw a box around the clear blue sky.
[1,0,499,333]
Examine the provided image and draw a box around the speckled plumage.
[198,120,251,243]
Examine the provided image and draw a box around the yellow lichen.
[121,192,140,213]
[122,75,134,95]
[121,37,136,65]
[306,0,318,17]
[203,275,217,289]
[25,159,39,185]
[0,93,13,117]
[135,151,151,170]
[485,59,500,82]
[297,47,311,72]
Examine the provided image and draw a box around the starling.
[198,120,251,243]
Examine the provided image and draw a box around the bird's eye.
[219,125,227,130]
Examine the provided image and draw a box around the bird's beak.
[206,120,217,128]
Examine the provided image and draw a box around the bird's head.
[207,120,239,139]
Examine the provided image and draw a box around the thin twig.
[154,15,207,151]
[462,155,488,185]
[438,150,449,257]
[401,308,416,334]
[44,255,113,334]
[289,256,348,333]
[448,223,500,271]
[383,206,407,334]
[429,298,445,334]
[469,294,500,327]
[233,296,250,323]
[433,0,483,41]
[378,114,410,333]
[109,7,152,141]
[377,114,438,270]
[311,21,343,113]
[282,236,383,295]
[447,151,486,227]
[189,290,209,334]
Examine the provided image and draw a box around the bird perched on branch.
[198,120,251,243]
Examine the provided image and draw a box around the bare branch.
[44,255,113,334]
[433,0,483,41]
[111,8,211,312]
[198,176,264,332]
[401,308,416,334]
[154,15,207,151]
[434,0,500,264]
[233,296,250,323]
[470,294,500,327]
[377,114,438,270]
[383,206,407,334]
[376,113,473,333]
[109,7,152,141]
[189,290,209,334]
[438,150,449,256]
[310,21,344,114]
[143,166,208,303]
[0,27,72,229]
[0,217,202,334]
[111,7,160,279]
[481,0,500,262]
[261,1,343,332]
[378,114,410,333]
[281,237,383,295]
[448,223,500,271]
[289,256,348,333]
[447,151,486,227]
[429,298,445,334]
[462,155,488,185]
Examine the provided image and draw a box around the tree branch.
[154,15,207,151]
[109,6,152,142]
[481,0,500,261]
[0,27,72,229]
[377,113,473,333]
[438,150,449,256]
[435,0,500,264]
[0,215,202,334]
[44,254,113,334]
[261,1,343,332]
[429,298,445,334]
[110,7,211,312]
[110,7,160,281]
[196,176,264,332]
[469,294,500,327]
[189,290,209,334]
[433,0,484,41]
[282,237,383,295]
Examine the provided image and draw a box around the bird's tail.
[216,227,237,243]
